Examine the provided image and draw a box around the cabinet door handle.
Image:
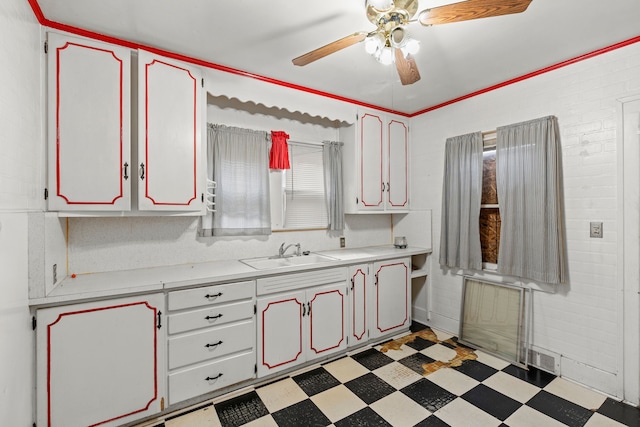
[205,340,223,348]
[205,292,223,299]
[302,303,306,317]
[205,373,223,381]
[139,163,145,180]
[307,302,311,316]
[156,310,162,329]
[205,314,223,320]
[386,182,390,192]
[123,162,129,180]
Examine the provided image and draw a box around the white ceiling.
[35,0,640,115]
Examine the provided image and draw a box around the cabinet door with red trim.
[358,112,385,211]
[371,258,411,339]
[36,294,166,427]
[386,119,409,210]
[348,264,369,347]
[47,32,131,211]
[257,291,306,377]
[137,50,204,213]
[307,283,347,361]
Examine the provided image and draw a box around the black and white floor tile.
[151,324,640,427]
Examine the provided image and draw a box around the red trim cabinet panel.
[36,294,166,427]
[341,110,410,213]
[371,258,411,339]
[257,292,305,377]
[359,113,384,209]
[47,32,131,211]
[348,265,369,347]
[138,50,203,212]
[257,282,347,378]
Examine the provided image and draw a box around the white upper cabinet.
[137,50,203,212]
[47,32,131,211]
[341,110,410,213]
[46,33,204,215]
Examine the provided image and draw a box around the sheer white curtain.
[496,116,567,284]
[323,141,344,232]
[200,124,271,237]
[439,131,483,270]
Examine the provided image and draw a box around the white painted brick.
[415,41,640,398]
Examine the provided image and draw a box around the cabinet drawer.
[168,300,254,335]
[168,350,255,405]
[168,320,254,369]
[168,280,254,311]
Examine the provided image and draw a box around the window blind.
[284,143,327,229]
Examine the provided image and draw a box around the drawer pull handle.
[205,314,223,320]
[205,340,223,348]
[204,292,223,299]
[205,373,223,381]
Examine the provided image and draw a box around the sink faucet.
[278,242,301,258]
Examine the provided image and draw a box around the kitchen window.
[480,133,499,268]
[270,142,328,230]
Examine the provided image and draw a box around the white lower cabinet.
[257,281,348,377]
[370,257,412,339]
[33,255,418,425]
[348,264,370,347]
[36,294,166,427]
[166,280,256,405]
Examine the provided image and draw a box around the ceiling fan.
[292,0,532,86]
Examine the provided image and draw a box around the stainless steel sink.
[240,253,337,270]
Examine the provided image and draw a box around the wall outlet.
[339,237,346,248]
[590,222,603,238]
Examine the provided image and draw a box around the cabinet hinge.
[44,41,48,54]
[32,316,36,330]
[44,188,48,200]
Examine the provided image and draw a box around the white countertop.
[30,245,431,307]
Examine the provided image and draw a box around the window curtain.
[439,131,483,270]
[269,130,290,170]
[496,116,567,284]
[199,124,271,237]
[323,141,344,231]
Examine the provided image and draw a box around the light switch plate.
[590,222,603,238]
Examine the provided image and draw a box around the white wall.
[412,42,640,401]
[0,0,44,424]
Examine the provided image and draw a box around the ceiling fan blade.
[419,0,532,26]
[394,49,421,86]
[292,32,368,66]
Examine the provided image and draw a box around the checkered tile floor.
[156,324,640,427]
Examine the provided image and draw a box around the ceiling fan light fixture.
[402,38,420,56]
[376,46,395,65]
[389,26,407,48]
[364,32,385,54]
[366,0,394,13]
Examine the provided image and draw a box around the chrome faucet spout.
[278,242,301,258]
[279,243,294,257]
